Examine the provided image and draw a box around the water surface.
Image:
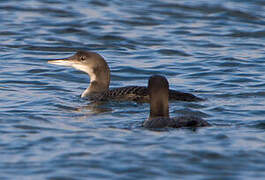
[1,0,265,179]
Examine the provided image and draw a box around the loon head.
[148,75,169,119]
[48,51,110,96]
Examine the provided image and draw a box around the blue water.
[1,0,265,179]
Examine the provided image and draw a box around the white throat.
[72,64,96,82]
[72,64,99,98]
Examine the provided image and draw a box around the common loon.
[48,51,203,102]
[143,75,210,128]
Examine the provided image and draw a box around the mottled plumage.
[92,86,202,102]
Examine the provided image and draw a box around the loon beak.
[48,58,76,67]
[48,54,91,74]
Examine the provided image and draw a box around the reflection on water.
[75,101,113,114]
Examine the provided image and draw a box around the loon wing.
[91,86,202,102]
[97,86,148,102]
[168,89,203,101]
[174,116,211,128]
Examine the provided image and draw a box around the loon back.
[89,86,203,102]
[174,116,211,128]
[143,116,176,128]
[143,116,211,128]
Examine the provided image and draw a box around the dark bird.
[143,75,210,128]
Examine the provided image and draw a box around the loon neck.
[149,91,169,119]
[81,81,108,97]
[148,75,170,119]
[81,63,110,98]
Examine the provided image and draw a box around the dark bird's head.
[148,75,169,119]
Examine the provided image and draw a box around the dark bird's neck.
[149,90,169,119]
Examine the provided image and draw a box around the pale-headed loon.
[48,51,203,102]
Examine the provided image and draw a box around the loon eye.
[80,56,86,61]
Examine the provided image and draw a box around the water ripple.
[0,0,265,179]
